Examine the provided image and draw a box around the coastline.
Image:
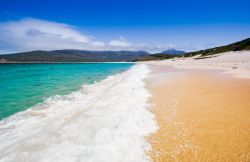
[144,51,250,161]
[1,51,250,161]
[0,61,135,64]
[0,64,157,162]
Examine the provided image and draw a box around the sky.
[0,0,250,53]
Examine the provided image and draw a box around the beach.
[0,0,249,161]
[145,51,250,161]
[0,51,249,162]
[0,63,157,162]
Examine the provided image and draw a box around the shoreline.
[0,61,135,64]
[0,51,250,161]
[0,64,157,162]
[145,52,250,161]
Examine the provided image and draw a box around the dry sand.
[146,51,250,79]
[145,51,250,161]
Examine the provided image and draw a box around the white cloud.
[0,18,175,53]
[0,18,97,52]
[108,37,131,47]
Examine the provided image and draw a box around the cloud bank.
[0,18,174,53]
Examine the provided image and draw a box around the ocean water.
[0,63,132,119]
[0,63,157,162]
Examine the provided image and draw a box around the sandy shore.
[145,51,250,161]
[145,51,250,79]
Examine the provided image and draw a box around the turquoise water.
[0,63,133,120]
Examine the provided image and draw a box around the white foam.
[0,64,157,162]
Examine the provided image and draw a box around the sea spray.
[0,64,157,162]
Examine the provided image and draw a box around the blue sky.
[0,0,250,53]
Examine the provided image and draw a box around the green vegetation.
[0,50,149,62]
[184,38,250,57]
[0,38,249,63]
[135,38,250,61]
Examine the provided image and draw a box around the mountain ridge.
[1,38,249,63]
[135,38,250,61]
[0,50,149,62]
[161,49,185,55]
[184,38,250,57]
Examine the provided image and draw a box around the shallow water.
[0,63,132,119]
[0,64,157,162]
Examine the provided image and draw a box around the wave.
[0,64,157,162]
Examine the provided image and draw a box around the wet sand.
[146,65,250,162]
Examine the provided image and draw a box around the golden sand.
[147,65,250,162]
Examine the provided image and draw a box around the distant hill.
[1,38,249,63]
[185,38,250,57]
[135,38,250,61]
[0,50,149,62]
[134,49,185,61]
[161,49,185,55]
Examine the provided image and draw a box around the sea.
[0,63,157,162]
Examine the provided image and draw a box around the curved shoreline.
[0,64,157,162]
